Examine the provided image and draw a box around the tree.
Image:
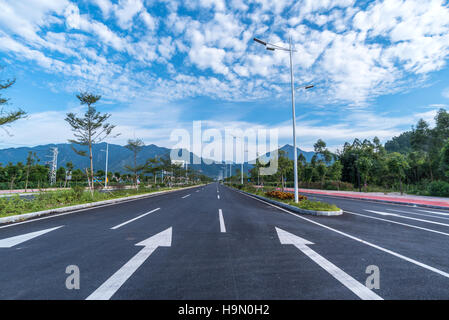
[387,152,409,195]
[356,156,373,191]
[440,140,449,179]
[328,160,343,182]
[277,150,292,190]
[144,157,161,184]
[125,138,145,188]
[0,77,26,130]
[24,151,37,191]
[56,167,66,183]
[65,92,117,194]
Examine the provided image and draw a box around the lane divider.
[182,194,191,199]
[348,211,449,237]
[111,208,160,230]
[365,210,449,227]
[219,209,226,233]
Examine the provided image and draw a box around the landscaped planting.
[0,185,197,218]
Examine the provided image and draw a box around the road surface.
[0,183,448,299]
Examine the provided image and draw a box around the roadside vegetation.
[225,109,449,198]
[0,184,200,218]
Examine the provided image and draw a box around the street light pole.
[288,37,299,203]
[253,36,301,202]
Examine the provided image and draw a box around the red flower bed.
[265,190,307,201]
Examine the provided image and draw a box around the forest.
[239,108,449,197]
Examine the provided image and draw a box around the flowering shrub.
[265,190,307,201]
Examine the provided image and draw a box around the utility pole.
[49,147,58,186]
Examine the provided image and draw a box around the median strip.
[0,185,204,227]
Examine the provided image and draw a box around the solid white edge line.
[236,189,449,280]
[110,208,160,230]
[219,209,226,233]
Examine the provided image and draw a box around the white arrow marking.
[111,208,160,230]
[0,226,63,248]
[242,192,449,281]
[182,194,191,199]
[366,210,449,227]
[275,227,382,300]
[219,209,226,233]
[86,227,172,300]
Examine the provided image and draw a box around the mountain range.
[0,143,316,178]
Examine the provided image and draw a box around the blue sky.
[1,0,449,157]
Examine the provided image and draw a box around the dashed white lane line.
[388,209,449,221]
[418,209,449,216]
[217,195,220,200]
[239,191,449,280]
[219,209,226,233]
[350,211,449,237]
[182,194,191,199]
[111,208,160,230]
[365,210,449,227]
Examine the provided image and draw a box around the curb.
[231,188,343,216]
[299,191,449,211]
[0,184,204,225]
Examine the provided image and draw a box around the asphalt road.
[0,183,449,300]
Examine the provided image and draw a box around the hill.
[0,143,316,179]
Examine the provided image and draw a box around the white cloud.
[140,10,157,31]
[91,0,113,18]
[1,0,449,149]
[443,87,449,99]
[113,0,144,30]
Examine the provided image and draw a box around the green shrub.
[427,180,449,197]
[71,185,85,200]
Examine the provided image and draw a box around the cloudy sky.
[1,0,449,157]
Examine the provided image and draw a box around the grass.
[0,185,198,218]
[287,199,340,211]
[233,184,341,212]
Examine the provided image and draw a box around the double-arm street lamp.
[253,36,313,202]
